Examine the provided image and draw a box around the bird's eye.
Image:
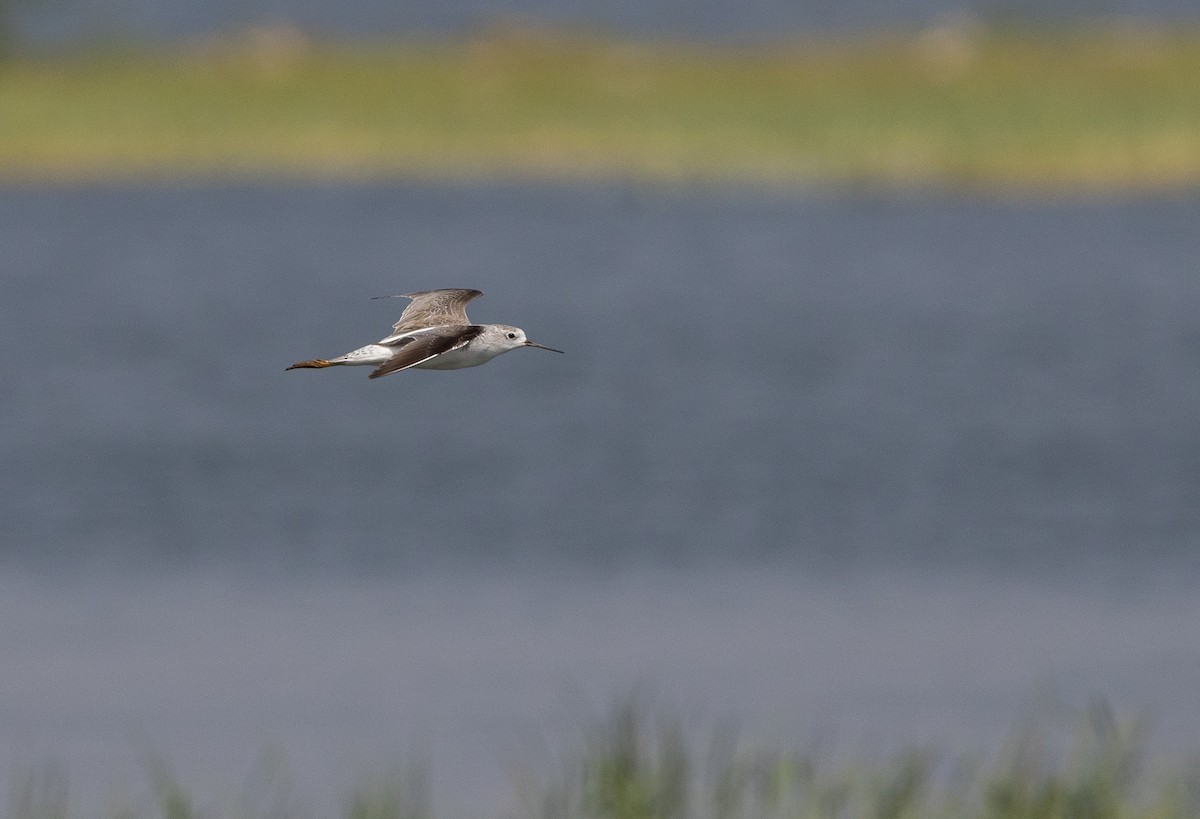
[507,332,517,339]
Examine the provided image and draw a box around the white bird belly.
[414,343,499,370]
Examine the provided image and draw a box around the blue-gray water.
[5,184,1200,578]
[2,183,1198,814]
[16,0,1200,50]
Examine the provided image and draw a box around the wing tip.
[408,288,484,298]
[372,288,483,301]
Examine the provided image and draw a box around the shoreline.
[3,27,1200,191]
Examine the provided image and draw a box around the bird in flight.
[286,288,563,379]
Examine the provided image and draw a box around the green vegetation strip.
[7,699,1197,819]
[3,26,1200,190]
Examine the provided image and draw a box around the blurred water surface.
[16,0,1200,47]
[1,182,1198,813]
[2,569,1196,816]
[4,183,1199,577]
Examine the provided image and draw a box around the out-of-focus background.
[2,0,1198,816]
[8,0,1200,44]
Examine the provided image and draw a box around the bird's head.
[491,324,564,355]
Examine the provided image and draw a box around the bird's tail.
[285,358,336,370]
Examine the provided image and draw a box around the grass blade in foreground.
[513,697,1197,819]
[4,698,1196,818]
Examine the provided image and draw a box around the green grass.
[6,699,1197,819]
[519,698,1198,819]
[2,25,1200,190]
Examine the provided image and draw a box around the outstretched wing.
[376,289,484,336]
[368,325,484,379]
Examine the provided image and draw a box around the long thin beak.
[524,340,564,353]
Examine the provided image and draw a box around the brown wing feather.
[367,325,483,379]
[387,289,484,334]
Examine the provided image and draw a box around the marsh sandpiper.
[286,288,563,379]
